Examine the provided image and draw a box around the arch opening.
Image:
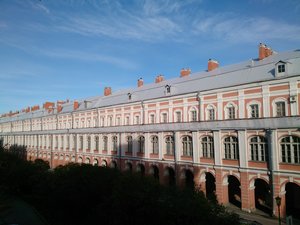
[185,169,194,189]
[286,182,300,219]
[228,175,241,208]
[205,172,216,200]
[254,179,271,215]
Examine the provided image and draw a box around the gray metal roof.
[1,49,300,123]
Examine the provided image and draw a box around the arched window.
[138,136,145,153]
[201,136,214,158]
[165,136,174,155]
[127,136,133,153]
[103,136,108,151]
[87,136,91,150]
[280,136,300,164]
[182,136,193,156]
[151,136,159,154]
[224,136,239,159]
[250,136,268,161]
[112,136,118,151]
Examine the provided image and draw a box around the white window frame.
[224,102,237,120]
[149,114,155,124]
[272,98,288,117]
[206,104,216,121]
[174,110,182,123]
[189,107,198,122]
[161,111,168,123]
[247,101,261,119]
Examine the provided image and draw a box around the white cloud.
[193,15,300,43]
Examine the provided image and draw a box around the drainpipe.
[267,129,275,216]
[197,92,201,122]
[173,131,178,186]
[141,101,145,125]
[118,132,122,170]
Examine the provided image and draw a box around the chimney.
[180,68,191,77]
[104,87,112,96]
[43,102,55,110]
[137,78,144,87]
[259,43,273,60]
[31,105,40,112]
[74,100,79,110]
[155,75,164,83]
[25,107,30,113]
[208,59,219,71]
[57,105,63,113]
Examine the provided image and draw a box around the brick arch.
[249,175,270,189]
[222,172,240,185]
[280,179,300,193]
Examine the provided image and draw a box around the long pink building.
[1,43,300,220]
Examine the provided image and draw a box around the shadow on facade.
[206,172,216,199]
[254,179,272,215]
[286,182,300,219]
[228,175,241,208]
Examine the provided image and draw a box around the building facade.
[1,44,300,219]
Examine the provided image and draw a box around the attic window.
[278,64,285,73]
[127,93,132,100]
[165,85,171,94]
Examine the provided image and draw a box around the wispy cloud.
[29,1,50,14]
[57,14,181,42]
[193,15,300,43]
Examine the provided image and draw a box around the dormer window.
[278,64,285,73]
[275,60,289,77]
[127,93,132,100]
[165,85,171,94]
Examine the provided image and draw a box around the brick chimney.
[43,102,55,110]
[259,43,273,60]
[180,68,191,77]
[31,105,40,112]
[155,75,164,83]
[208,59,219,71]
[104,87,112,96]
[57,104,63,113]
[74,100,79,110]
[137,78,144,87]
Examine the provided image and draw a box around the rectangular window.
[135,116,140,124]
[176,112,181,122]
[208,109,215,120]
[191,110,197,122]
[150,114,155,124]
[250,104,259,118]
[162,113,168,123]
[276,102,286,117]
[228,107,235,119]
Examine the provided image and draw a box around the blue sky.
[1,0,300,114]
